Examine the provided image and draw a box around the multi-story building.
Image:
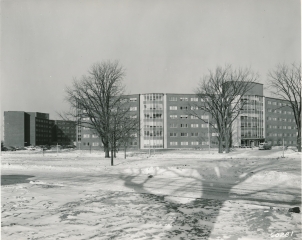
[3,111,75,147]
[54,120,77,145]
[77,83,298,150]
[4,83,298,149]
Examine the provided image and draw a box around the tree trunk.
[297,129,301,152]
[124,148,126,159]
[105,147,110,158]
[111,149,114,166]
[218,138,223,153]
[225,130,231,153]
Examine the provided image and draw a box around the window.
[202,141,209,145]
[170,142,178,146]
[180,106,188,110]
[130,107,137,111]
[170,106,177,110]
[130,115,137,119]
[268,101,271,104]
[170,115,177,119]
[170,123,178,128]
[191,98,198,102]
[200,115,209,119]
[288,126,292,129]
[191,142,199,145]
[169,97,177,101]
[268,109,272,112]
[181,133,188,137]
[92,142,99,146]
[279,102,282,106]
[131,133,138,137]
[191,124,198,128]
[191,132,199,137]
[272,117,277,121]
[170,133,177,137]
[181,142,188,146]
[273,102,277,105]
[283,126,287,129]
[191,106,199,110]
[129,98,137,102]
[180,115,188,119]
[180,97,188,101]
[82,117,89,121]
[277,110,282,114]
[191,116,198,119]
[212,133,219,136]
[92,134,98,138]
[180,124,188,128]
[201,124,208,128]
[278,133,282,137]
[83,134,90,138]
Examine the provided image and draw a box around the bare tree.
[189,65,258,153]
[268,63,301,152]
[107,101,140,165]
[63,60,126,158]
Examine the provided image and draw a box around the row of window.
[36,119,52,123]
[82,142,102,146]
[144,94,163,101]
[144,124,163,128]
[267,125,294,129]
[144,113,162,119]
[169,97,201,102]
[169,132,218,137]
[170,115,209,119]
[144,104,163,110]
[82,134,99,138]
[267,140,296,144]
[267,101,289,106]
[267,117,294,122]
[267,133,297,137]
[268,109,294,115]
[170,141,210,146]
[170,123,215,128]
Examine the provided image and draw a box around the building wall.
[55,120,76,145]
[165,93,215,149]
[4,111,25,147]
[265,97,297,146]
[245,83,264,96]
[78,94,140,150]
[3,111,67,147]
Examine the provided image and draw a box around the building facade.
[77,83,298,150]
[4,83,298,149]
[3,111,74,147]
[54,120,77,145]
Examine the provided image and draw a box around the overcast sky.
[1,0,300,120]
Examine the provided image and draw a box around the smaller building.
[54,120,76,145]
[3,111,76,147]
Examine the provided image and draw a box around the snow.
[1,148,301,239]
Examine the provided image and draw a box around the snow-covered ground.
[1,148,301,239]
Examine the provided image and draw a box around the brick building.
[77,83,298,150]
